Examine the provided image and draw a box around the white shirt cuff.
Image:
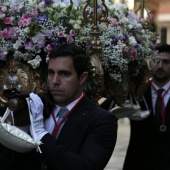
[38,131,49,141]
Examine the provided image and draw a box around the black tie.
[155,89,164,124]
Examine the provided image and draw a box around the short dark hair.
[48,43,90,78]
[156,44,170,54]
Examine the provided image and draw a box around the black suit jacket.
[123,83,170,170]
[0,96,117,170]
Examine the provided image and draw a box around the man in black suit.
[123,44,170,170]
[0,43,117,170]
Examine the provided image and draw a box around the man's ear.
[79,72,88,85]
[147,59,152,70]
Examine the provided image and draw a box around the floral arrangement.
[83,1,158,100]
[0,0,85,70]
[98,2,158,87]
[0,0,158,100]
[76,1,158,99]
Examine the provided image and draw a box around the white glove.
[29,93,48,141]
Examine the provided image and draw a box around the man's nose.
[52,74,60,84]
[157,60,163,68]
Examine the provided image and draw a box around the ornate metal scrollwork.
[135,0,152,28]
[88,52,104,102]
[82,0,110,102]
[0,58,47,108]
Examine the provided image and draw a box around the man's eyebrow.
[48,68,54,71]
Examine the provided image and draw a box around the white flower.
[77,20,82,25]
[24,27,30,34]
[32,36,38,43]
[141,29,145,33]
[119,16,128,23]
[113,3,127,16]
[13,41,22,50]
[136,23,142,28]
[52,3,59,8]
[69,19,75,25]
[59,2,67,8]
[129,36,137,46]
[3,50,8,55]
[27,55,42,69]
[73,23,81,30]
[128,24,133,29]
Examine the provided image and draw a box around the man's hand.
[29,93,48,141]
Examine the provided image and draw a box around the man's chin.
[155,76,169,82]
[52,95,64,104]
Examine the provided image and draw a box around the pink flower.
[46,44,52,52]
[0,13,5,19]
[4,17,13,24]
[4,27,10,31]
[36,6,45,13]
[1,29,8,38]
[31,11,38,17]
[22,19,31,26]
[117,26,122,30]
[130,48,137,61]
[10,3,20,12]
[18,19,23,26]
[1,6,7,12]
[108,18,118,25]
[8,27,18,39]
[69,30,75,36]
[140,18,145,24]
[119,16,127,23]
[22,14,30,20]
[18,18,31,26]
[58,32,64,38]
[67,35,74,43]
[123,46,130,53]
[89,8,94,14]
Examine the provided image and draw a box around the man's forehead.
[157,52,170,59]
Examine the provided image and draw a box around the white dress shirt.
[151,81,170,115]
[44,93,83,134]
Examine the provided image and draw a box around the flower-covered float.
[0,0,158,105]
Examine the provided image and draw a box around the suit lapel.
[145,83,153,114]
[165,98,170,124]
[57,96,95,141]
